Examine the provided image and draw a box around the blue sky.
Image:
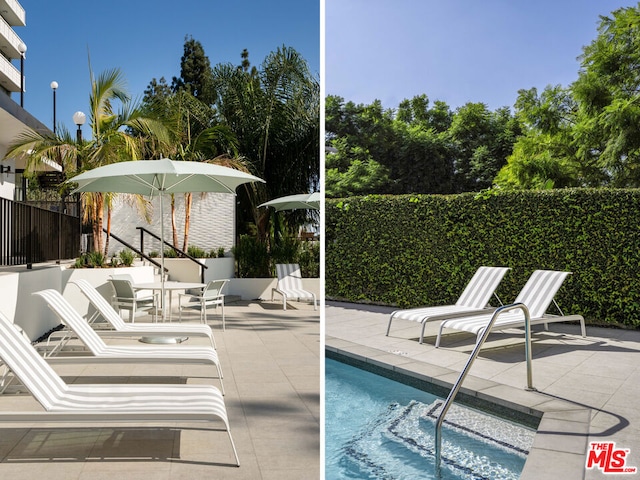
[325,0,639,112]
[17,0,319,135]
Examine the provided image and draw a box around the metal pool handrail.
[434,302,535,476]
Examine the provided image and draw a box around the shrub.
[119,249,136,267]
[232,235,271,277]
[271,234,301,267]
[187,245,207,258]
[299,241,320,278]
[87,251,106,268]
[326,190,640,328]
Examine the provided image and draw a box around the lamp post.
[50,81,58,135]
[73,111,86,143]
[18,42,26,107]
[73,111,86,226]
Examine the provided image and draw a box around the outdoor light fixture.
[0,165,11,174]
[50,81,58,135]
[17,42,26,107]
[73,111,86,143]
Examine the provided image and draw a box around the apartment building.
[0,0,54,203]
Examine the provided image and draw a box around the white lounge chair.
[0,311,239,466]
[436,270,586,347]
[72,279,217,348]
[386,266,510,344]
[179,279,228,329]
[271,263,317,310]
[34,289,225,394]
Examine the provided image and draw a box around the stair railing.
[102,228,167,273]
[136,227,208,283]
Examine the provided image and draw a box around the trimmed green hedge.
[326,189,640,329]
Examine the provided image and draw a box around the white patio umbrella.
[259,192,320,211]
[69,158,264,319]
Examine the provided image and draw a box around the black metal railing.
[0,197,81,267]
[137,226,208,282]
[102,228,167,273]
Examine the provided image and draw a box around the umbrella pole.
[160,191,166,321]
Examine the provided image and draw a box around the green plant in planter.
[217,247,226,258]
[73,255,87,268]
[149,251,159,258]
[187,245,206,258]
[119,249,136,267]
[87,251,106,268]
[109,255,119,267]
[163,248,178,258]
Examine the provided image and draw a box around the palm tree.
[6,68,170,254]
[212,46,320,240]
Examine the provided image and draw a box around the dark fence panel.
[0,198,81,266]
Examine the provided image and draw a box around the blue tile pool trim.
[326,348,541,430]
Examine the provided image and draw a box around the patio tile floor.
[0,299,320,480]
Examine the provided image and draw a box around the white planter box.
[227,277,320,301]
[162,257,235,283]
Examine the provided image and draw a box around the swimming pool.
[325,357,535,479]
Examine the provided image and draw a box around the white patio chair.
[386,266,510,344]
[0,310,239,466]
[72,279,217,348]
[436,270,586,347]
[34,289,225,394]
[178,279,228,329]
[108,277,158,322]
[271,264,317,310]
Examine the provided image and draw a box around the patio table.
[133,281,206,343]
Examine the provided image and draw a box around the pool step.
[342,400,533,480]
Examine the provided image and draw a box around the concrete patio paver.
[0,299,319,480]
[326,300,640,480]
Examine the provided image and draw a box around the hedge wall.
[326,189,640,329]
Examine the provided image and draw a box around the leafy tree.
[326,95,518,196]
[325,143,390,197]
[447,103,521,191]
[572,5,640,186]
[172,36,216,105]
[142,77,172,105]
[495,86,585,189]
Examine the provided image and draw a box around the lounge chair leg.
[217,365,225,394]
[386,315,394,336]
[419,321,427,344]
[435,324,445,348]
[221,303,225,331]
[227,430,240,467]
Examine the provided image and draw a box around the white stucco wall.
[106,192,236,257]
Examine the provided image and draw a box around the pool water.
[325,358,534,480]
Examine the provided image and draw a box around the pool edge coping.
[326,336,591,480]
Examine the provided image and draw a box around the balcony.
[0,52,19,92]
[0,0,25,27]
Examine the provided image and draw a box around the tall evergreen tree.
[172,36,216,105]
